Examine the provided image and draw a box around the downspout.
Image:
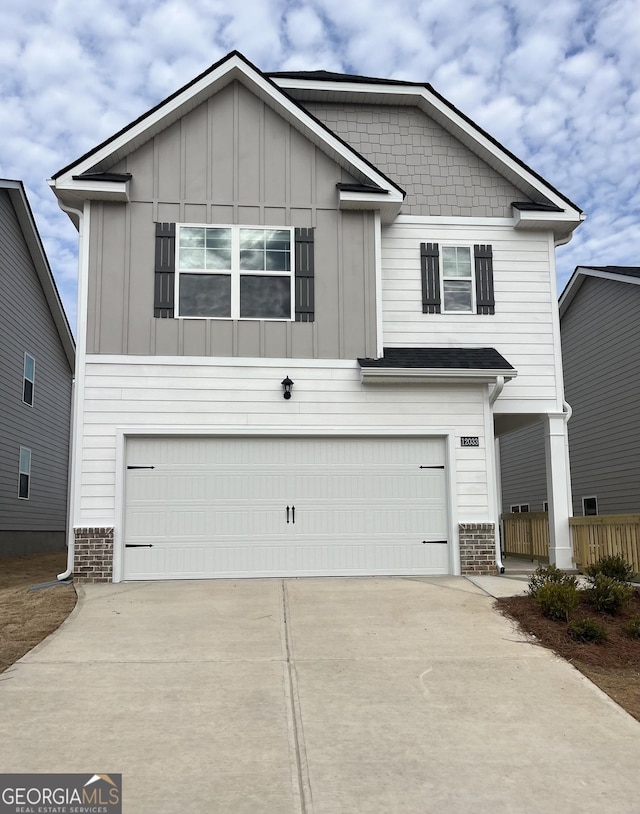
[490,376,506,573]
[57,201,84,581]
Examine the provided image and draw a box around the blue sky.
[1,0,638,332]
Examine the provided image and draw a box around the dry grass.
[0,551,77,673]
[498,590,640,721]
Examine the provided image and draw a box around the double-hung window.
[176,226,293,320]
[18,447,31,499]
[23,353,35,406]
[441,246,474,313]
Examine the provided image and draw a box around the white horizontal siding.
[78,358,491,526]
[381,222,562,411]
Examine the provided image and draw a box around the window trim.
[174,224,295,321]
[582,496,598,516]
[18,447,31,500]
[440,245,476,314]
[510,503,530,513]
[23,352,35,407]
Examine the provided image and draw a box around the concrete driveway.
[1,576,639,814]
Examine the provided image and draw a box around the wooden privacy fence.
[570,515,640,573]
[502,512,549,561]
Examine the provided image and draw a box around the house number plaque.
[460,436,479,447]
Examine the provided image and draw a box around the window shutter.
[420,242,441,314]
[295,227,314,322]
[474,244,495,315]
[154,223,175,318]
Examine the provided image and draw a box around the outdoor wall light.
[281,376,294,400]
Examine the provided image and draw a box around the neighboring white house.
[48,51,584,583]
[500,265,640,518]
[0,179,75,557]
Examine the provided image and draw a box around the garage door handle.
[125,544,154,548]
[286,506,290,523]
[292,506,295,524]
[422,540,447,544]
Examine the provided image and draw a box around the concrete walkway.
[1,576,639,813]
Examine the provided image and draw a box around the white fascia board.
[338,188,403,223]
[393,214,515,227]
[51,178,130,207]
[274,78,582,219]
[513,207,585,240]
[51,56,402,202]
[360,367,517,384]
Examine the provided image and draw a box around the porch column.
[544,413,573,568]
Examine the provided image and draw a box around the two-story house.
[49,51,583,583]
[0,179,75,557]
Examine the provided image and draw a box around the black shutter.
[295,227,314,322]
[420,242,441,314]
[154,223,175,318]
[474,244,495,315]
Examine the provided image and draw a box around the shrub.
[622,616,640,640]
[585,555,635,583]
[528,564,578,597]
[588,574,634,615]
[534,582,580,621]
[567,617,608,643]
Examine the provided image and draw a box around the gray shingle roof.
[358,348,514,370]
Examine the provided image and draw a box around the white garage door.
[123,436,449,579]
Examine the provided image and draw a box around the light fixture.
[281,376,294,400]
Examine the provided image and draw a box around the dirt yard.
[0,550,77,673]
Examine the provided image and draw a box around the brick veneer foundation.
[459,523,496,575]
[73,527,114,583]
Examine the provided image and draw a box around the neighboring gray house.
[48,51,584,583]
[0,179,75,556]
[500,265,640,517]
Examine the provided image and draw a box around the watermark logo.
[0,773,121,813]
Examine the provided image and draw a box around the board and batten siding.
[86,80,377,361]
[78,358,491,527]
[0,190,72,534]
[381,221,561,412]
[302,103,528,217]
[561,276,640,515]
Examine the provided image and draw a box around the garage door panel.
[124,437,450,579]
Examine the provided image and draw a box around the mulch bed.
[498,590,640,720]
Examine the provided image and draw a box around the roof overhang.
[49,52,405,222]
[512,205,585,245]
[273,75,584,237]
[0,179,75,369]
[358,347,516,385]
[359,367,517,385]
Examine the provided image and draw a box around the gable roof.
[49,51,404,223]
[559,265,640,317]
[271,68,584,241]
[0,179,75,370]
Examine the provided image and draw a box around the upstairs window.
[420,243,494,315]
[176,226,293,320]
[23,353,35,406]
[442,247,473,312]
[18,447,31,499]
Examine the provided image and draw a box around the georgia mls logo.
[0,773,122,813]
